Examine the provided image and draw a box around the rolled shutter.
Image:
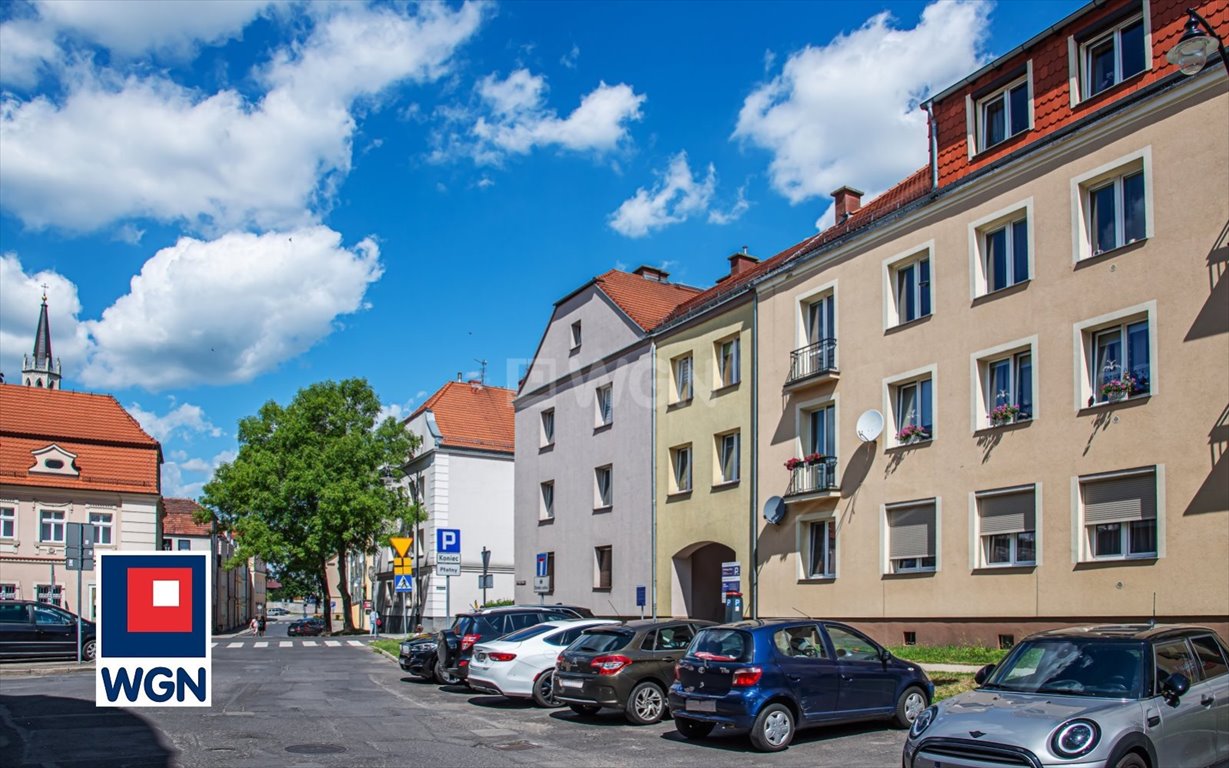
[1084,472,1156,524]
[888,504,935,559]
[979,489,1036,535]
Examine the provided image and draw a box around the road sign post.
[636,585,646,620]
[436,529,460,624]
[480,547,491,607]
[65,523,94,664]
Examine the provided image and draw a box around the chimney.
[830,185,864,223]
[633,265,669,282]
[727,246,759,277]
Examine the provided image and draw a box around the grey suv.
[904,624,1229,768]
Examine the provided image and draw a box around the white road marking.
[346,640,363,647]
[255,641,268,648]
[211,642,218,648]
[227,642,244,648]
[301,640,317,647]
[280,641,292,648]
[324,640,341,647]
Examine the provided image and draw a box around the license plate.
[558,678,581,689]
[685,699,716,713]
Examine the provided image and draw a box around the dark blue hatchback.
[668,619,933,752]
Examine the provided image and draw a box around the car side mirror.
[974,664,996,685]
[1161,672,1190,705]
[879,647,892,663]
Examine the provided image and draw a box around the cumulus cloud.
[436,68,645,165]
[162,449,235,498]
[608,152,716,238]
[733,0,989,223]
[0,2,487,233]
[0,254,93,381]
[708,184,750,225]
[81,226,383,390]
[126,400,222,443]
[0,18,62,88]
[35,0,275,58]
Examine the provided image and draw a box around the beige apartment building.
[753,0,1228,645]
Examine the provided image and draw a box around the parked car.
[468,619,618,706]
[398,633,444,682]
[0,601,95,662]
[668,619,933,752]
[904,624,1229,768]
[554,618,715,724]
[287,617,325,637]
[437,604,591,683]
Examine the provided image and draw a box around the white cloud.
[113,223,145,245]
[81,226,383,390]
[733,0,989,222]
[608,152,716,238]
[708,184,750,225]
[161,450,233,498]
[0,2,487,233]
[0,19,62,88]
[35,0,275,58]
[0,253,93,382]
[126,400,222,443]
[560,44,580,69]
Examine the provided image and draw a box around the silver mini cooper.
[904,625,1229,768]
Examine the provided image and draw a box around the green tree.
[201,379,420,633]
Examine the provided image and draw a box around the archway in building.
[671,541,736,622]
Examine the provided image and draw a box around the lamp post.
[1166,8,1229,76]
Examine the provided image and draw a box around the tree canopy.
[202,378,420,632]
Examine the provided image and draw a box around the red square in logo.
[127,567,193,633]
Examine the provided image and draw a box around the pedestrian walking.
[369,609,380,637]
[249,616,259,636]
[257,614,267,637]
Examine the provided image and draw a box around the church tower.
[21,290,62,389]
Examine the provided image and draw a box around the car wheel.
[1113,753,1148,768]
[674,716,715,740]
[82,639,97,662]
[531,669,564,708]
[749,703,794,752]
[569,703,601,717]
[893,685,928,728]
[434,656,460,686]
[624,680,667,725]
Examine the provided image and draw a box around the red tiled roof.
[163,497,212,536]
[594,270,703,331]
[0,386,161,494]
[407,380,516,454]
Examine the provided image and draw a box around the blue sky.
[0,0,1083,498]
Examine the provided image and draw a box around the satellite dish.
[856,409,884,442]
[763,496,786,525]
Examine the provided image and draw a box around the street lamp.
[1166,8,1229,76]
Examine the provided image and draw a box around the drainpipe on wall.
[750,291,759,619]
[925,100,939,190]
[649,339,658,621]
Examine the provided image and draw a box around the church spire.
[22,286,62,390]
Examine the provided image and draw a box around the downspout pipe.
[925,100,939,190]
[650,339,658,621]
[750,292,759,619]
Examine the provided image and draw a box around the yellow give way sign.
[390,537,413,557]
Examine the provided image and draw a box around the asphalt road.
[0,625,908,767]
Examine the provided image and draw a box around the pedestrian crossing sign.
[394,575,413,593]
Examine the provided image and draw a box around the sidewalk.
[0,659,94,677]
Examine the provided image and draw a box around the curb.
[918,662,983,674]
[370,645,400,664]
[0,662,94,677]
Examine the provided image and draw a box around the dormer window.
[29,445,80,477]
[1081,14,1146,99]
[978,77,1030,151]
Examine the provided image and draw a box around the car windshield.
[984,639,1146,698]
[569,630,631,653]
[687,629,751,662]
[501,624,553,643]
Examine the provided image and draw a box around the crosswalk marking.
[255,641,268,648]
[227,642,243,648]
[280,641,292,648]
[346,640,363,647]
[211,638,371,649]
[211,642,218,648]
[324,640,341,647]
[301,640,317,646]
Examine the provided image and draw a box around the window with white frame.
[1080,469,1157,560]
[887,251,932,327]
[1089,169,1146,256]
[35,584,63,606]
[595,384,613,427]
[976,486,1037,567]
[716,338,740,387]
[1088,317,1151,405]
[670,444,692,494]
[890,376,934,444]
[0,584,16,600]
[540,409,555,447]
[804,293,835,346]
[977,76,1029,151]
[38,510,65,543]
[803,404,836,458]
[0,506,14,539]
[886,501,937,574]
[571,320,582,349]
[716,431,740,484]
[980,215,1030,293]
[594,546,613,590]
[89,512,114,545]
[594,465,613,509]
[805,518,837,579]
[982,350,1033,427]
[672,354,694,403]
[177,539,192,551]
[540,481,555,520]
[1080,14,1146,100]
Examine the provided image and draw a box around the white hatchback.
[468,619,618,707]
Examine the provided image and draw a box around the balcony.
[785,339,838,390]
[785,457,839,501]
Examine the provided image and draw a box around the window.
[976,486,1037,567]
[774,625,826,659]
[35,584,63,606]
[570,320,582,349]
[594,465,613,509]
[1154,640,1200,691]
[1191,635,1229,680]
[0,584,17,601]
[825,625,881,661]
[540,481,555,520]
[805,294,835,346]
[89,512,113,545]
[595,384,613,427]
[670,445,692,494]
[1081,469,1157,560]
[594,546,612,590]
[806,519,837,579]
[1090,319,1150,404]
[983,217,1030,292]
[887,501,937,574]
[1081,15,1146,99]
[540,409,555,447]
[1089,170,1146,255]
[161,538,173,551]
[891,376,933,444]
[716,338,740,387]
[984,351,1033,426]
[0,506,14,538]
[717,431,740,484]
[177,539,192,551]
[38,510,65,543]
[804,404,836,458]
[978,77,1029,150]
[672,355,693,402]
[647,624,695,651]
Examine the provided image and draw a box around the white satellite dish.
[856,409,884,442]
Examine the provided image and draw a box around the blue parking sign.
[436,528,461,554]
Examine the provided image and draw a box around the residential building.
[514,268,700,615]
[163,497,263,632]
[389,378,516,632]
[752,0,1228,645]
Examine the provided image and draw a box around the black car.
[0,601,95,662]
[287,617,325,637]
[438,604,591,683]
[398,633,443,682]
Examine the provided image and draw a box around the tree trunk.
[335,551,355,632]
[318,564,332,634]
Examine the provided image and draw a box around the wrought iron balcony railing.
[787,339,837,386]
[785,457,839,497]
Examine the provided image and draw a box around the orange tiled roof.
[0,386,161,494]
[594,270,702,331]
[407,381,515,454]
[163,497,212,536]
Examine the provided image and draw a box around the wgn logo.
[96,552,212,707]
